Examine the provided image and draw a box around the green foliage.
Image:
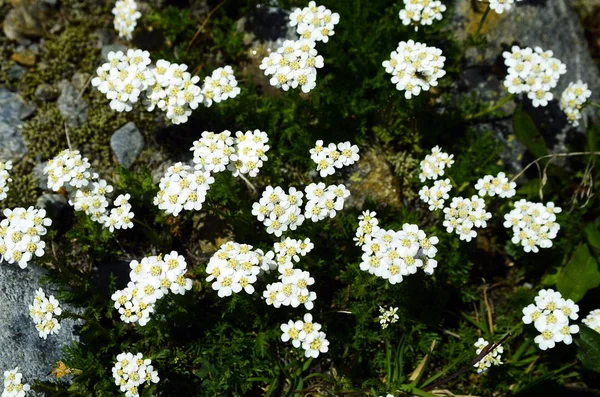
[557,243,600,302]
[576,326,600,373]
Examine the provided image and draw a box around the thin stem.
[64,121,72,150]
[473,4,491,40]
[589,102,600,109]
[510,151,600,183]
[185,0,227,54]
[238,173,258,195]
[467,93,514,120]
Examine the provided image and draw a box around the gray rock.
[239,5,297,44]
[0,88,29,162]
[34,83,58,102]
[94,29,112,49]
[0,262,80,383]
[6,64,27,81]
[71,72,90,91]
[101,44,128,61]
[2,0,51,42]
[57,80,88,128]
[110,122,144,168]
[36,193,68,220]
[32,161,48,189]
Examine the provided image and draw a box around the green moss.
[3,160,39,209]
[21,103,68,160]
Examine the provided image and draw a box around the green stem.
[589,102,600,109]
[473,4,491,40]
[467,93,514,120]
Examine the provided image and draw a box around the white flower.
[0,206,52,269]
[28,288,62,339]
[112,0,141,40]
[201,65,241,107]
[502,46,566,107]
[383,40,446,99]
[481,0,524,14]
[112,352,159,396]
[302,330,330,358]
[473,337,503,373]
[559,80,592,127]
[288,2,340,42]
[504,200,561,253]
[419,146,454,182]
[442,196,491,242]
[377,306,399,329]
[474,172,516,198]
[228,130,270,178]
[2,367,31,397]
[399,0,446,31]
[0,160,13,201]
[419,178,452,210]
[310,140,360,177]
[582,309,600,333]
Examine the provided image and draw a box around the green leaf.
[576,326,600,373]
[512,107,548,159]
[557,244,600,302]
[584,223,600,250]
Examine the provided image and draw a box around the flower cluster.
[309,140,360,177]
[582,309,600,333]
[2,367,30,397]
[112,352,159,397]
[482,0,523,14]
[418,178,452,210]
[28,288,62,340]
[522,289,579,350]
[111,252,192,326]
[383,40,446,99]
[0,207,51,269]
[144,60,203,124]
[205,241,274,298]
[44,149,135,231]
[473,338,504,373]
[0,161,12,201]
[260,39,324,93]
[559,80,592,127]
[442,196,491,242]
[305,183,350,222]
[502,46,567,107]
[399,0,447,31]
[92,49,154,112]
[280,313,330,358]
[112,0,141,40]
[289,2,340,43]
[503,200,561,253]
[153,162,214,217]
[356,211,439,284]
[418,146,454,182]
[264,258,317,310]
[377,306,399,329]
[474,172,516,198]
[93,50,240,123]
[252,186,305,237]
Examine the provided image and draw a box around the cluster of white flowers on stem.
[559,81,592,127]
[473,338,503,373]
[355,211,439,284]
[44,149,134,231]
[252,186,305,237]
[582,309,600,333]
[481,0,523,14]
[503,200,561,253]
[0,207,51,269]
[419,178,452,210]
[155,130,270,217]
[502,46,567,107]
[112,0,141,40]
[2,367,30,397]
[28,288,62,340]
[0,161,12,201]
[377,306,399,329]
[111,252,192,326]
[205,242,274,298]
[280,313,329,358]
[93,50,240,123]
[304,183,350,222]
[289,1,340,43]
[443,196,491,242]
[399,0,447,31]
[264,240,317,310]
[522,289,579,350]
[260,39,324,93]
[474,172,516,198]
[383,40,446,99]
[112,352,159,397]
[201,66,242,107]
[309,140,360,177]
[418,146,454,182]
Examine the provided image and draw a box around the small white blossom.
[559,80,592,127]
[419,178,452,210]
[582,309,600,334]
[474,172,516,198]
[28,288,62,339]
[0,206,52,269]
[112,0,141,40]
[304,183,350,223]
[201,66,241,107]
[112,352,159,397]
[481,0,524,14]
[503,200,561,252]
[280,313,329,357]
[310,140,360,177]
[399,0,447,31]
[377,306,399,329]
[2,367,30,397]
[473,338,503,373]
[0,161,12,201]
[442,196,491,242]
[418,146,454,182]
[289,2,340,43]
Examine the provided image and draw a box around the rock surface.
[34,83,58,102]
[101,44,128,61]
[0,262,80,383]
[57,80,88,128]
[0,88,29,162]
[36,193,69,220]
[110,122,145,168]
[2,0,52,42]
